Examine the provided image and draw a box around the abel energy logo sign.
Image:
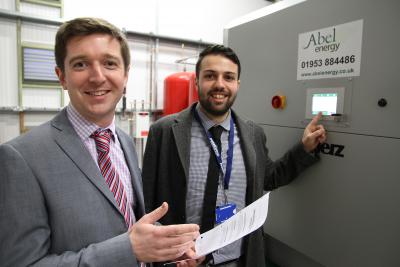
[297,19,363,80]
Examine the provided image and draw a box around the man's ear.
[55,67,67,90]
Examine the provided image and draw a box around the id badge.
[215,203,236,224]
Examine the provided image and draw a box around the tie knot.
[209,125,224,141]
[91,129,112,153]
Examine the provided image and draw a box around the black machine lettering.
[316,143,345,158]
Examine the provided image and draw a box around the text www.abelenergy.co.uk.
[301,68,354,77]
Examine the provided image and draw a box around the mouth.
[85,90,110,96]
[210,92,228,102]
[212,93,226,99]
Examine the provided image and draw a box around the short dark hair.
[195,44,241,79]
[55,17,130,73]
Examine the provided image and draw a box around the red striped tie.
[91,129,133,228]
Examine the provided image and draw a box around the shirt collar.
[195,103,231,132]
[66,103,117,141]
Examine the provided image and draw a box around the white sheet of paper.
[195,192,270,257]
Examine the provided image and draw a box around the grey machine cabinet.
[226,0,400,266]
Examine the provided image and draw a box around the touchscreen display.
[312,93,337,115]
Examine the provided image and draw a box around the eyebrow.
[68,55,86,65]
[68,54,122,65]
[203,69,236,74]
[202,70,237,76]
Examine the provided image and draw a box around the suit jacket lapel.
[233,111,257,203]
[116,128,145,217]
[171,105,195,181]
[51,109,122,215]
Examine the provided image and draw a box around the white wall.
[0,0,15,10]
[63,0,270,43]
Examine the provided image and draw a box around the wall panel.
[20,1,61,18]
[0,18,18,107]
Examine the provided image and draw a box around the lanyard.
[194,110,234,190]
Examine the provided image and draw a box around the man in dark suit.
[0,17,199,267]
[142,45,326,266]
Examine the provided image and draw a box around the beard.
[198,88,237,117]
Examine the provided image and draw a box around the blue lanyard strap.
[194,109,234,190]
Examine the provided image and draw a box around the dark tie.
[91,129,134,228]
[200,125,224,234]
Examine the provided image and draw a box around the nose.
[214,75,225,89]
[89,62,106,84]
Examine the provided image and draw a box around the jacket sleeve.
[253,125,319,191]
[0,143,138,267]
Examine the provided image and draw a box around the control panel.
[305,87,345,121]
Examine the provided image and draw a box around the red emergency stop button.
[271,95,286,109]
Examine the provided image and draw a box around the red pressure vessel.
[164,72,196,116]
[188,72,199,105]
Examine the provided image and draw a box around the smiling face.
[55,33,129,127]
[197,54,240,123]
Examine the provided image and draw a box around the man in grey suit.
[142,45,327,266]
[0,17,199,267]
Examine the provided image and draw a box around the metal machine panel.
[227,0,399,138]
[262,126,399,266]
[226,0,400,266]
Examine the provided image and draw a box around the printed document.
[195,192,270,257]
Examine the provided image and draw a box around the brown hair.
[55,17,130,73]
[196,44,241,79]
